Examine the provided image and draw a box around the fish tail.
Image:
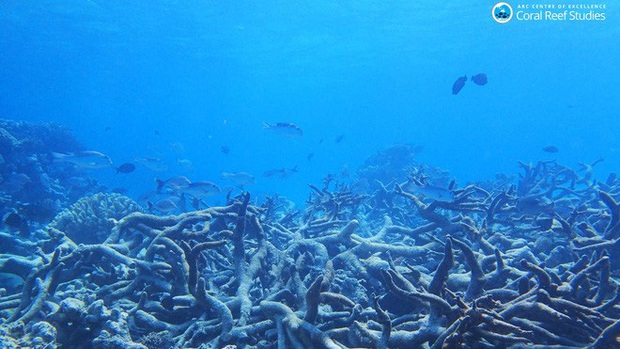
[262,122,272,129]
[155,179,165,192]
[49,152,69,162]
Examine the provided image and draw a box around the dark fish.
[104,126,111,131]
[17,203,56,222]
[221,146,230,154]
[3,212,29,235]
[335,134,345,143]
[543,146,559,153]
[471,73,488,86]
[516,196,554,215]
[606,173,617,186]
[154,130,160,136]
[452,75,467,95]
[0,273,24,292]
[116,163,136,174]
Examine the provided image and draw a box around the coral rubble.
[1,146,620,348]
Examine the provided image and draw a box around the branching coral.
[0,158,619,348]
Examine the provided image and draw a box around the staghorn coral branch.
[599,190,620,240]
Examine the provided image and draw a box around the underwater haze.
[2,1,620,348]
[1,1,618,202]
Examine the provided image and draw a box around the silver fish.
[263,166,298,179]
[263,122,303,137]
[156,176,191,192]
[221,172,256,186]
[51,151,112,169]
[177,159,194,172]
[135,157,169,172]
[404,180,455,201]
[179,181,221,198]
[148,198,179,213]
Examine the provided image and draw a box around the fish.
[307,153,314,161]
[263,122,303,137]
[335,134,345,143]
[263,166,299,179]
[404,179,455,201]
[64,176,93,188]
[543,145,559,153]
[220,146,230,154]
[179,181,221,198]
[148,198,179,213]
[135,157,168,172]
[156,176,192,192]
[221,172,256,186]
[169,142,185,153]
[116,163,136,174]
[452,75,467,95]
[17,203,56,222]
[51,151,113,169]
[516,196,554,215]
[471,73,488,86]
[3,212,29,235]
[177,159,194,172]
[0,272,24,292]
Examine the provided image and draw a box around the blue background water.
[0,1,618,205]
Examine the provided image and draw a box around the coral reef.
[1,151,620,347]
[49,193,143,244]
[0,119,104,232]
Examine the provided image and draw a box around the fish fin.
[448,180,456,191]
[155,179,165,192]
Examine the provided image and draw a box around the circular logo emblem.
[492,2,513,23]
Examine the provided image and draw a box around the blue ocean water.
[0,1,618,204]
[3,2,620,348]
